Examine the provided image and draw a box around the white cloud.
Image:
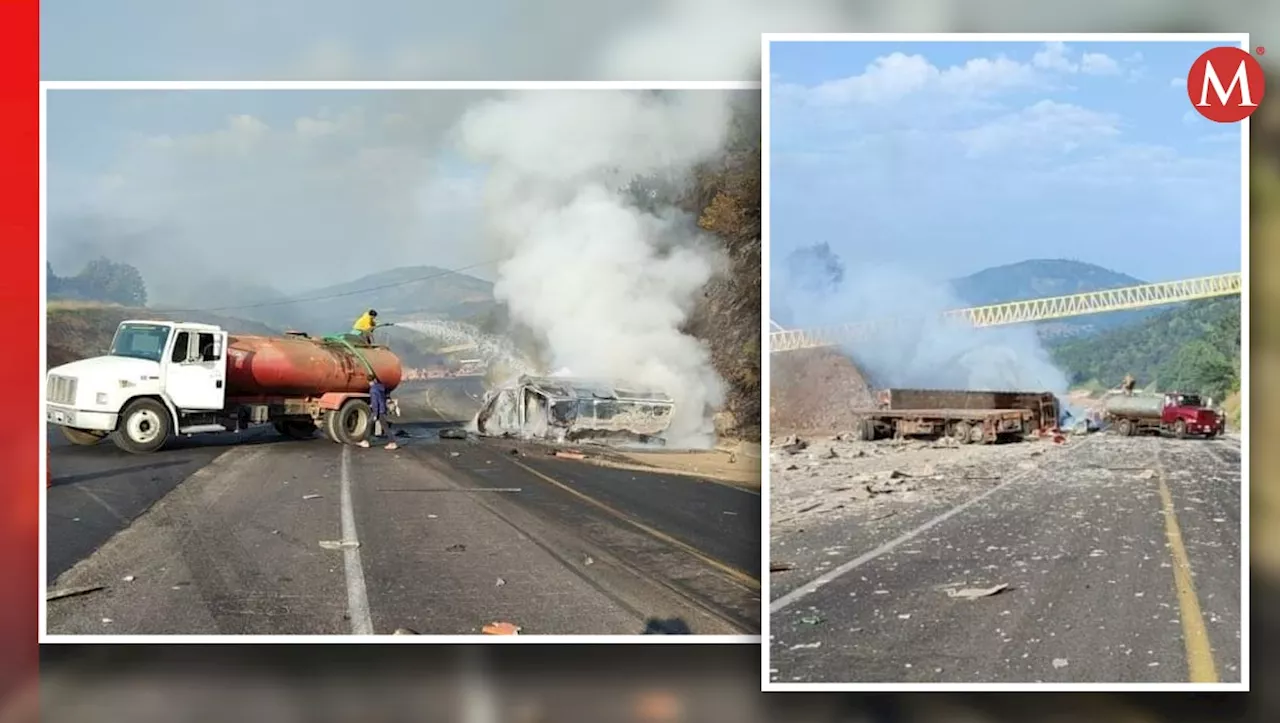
[1171,77,1186,87]
[1080,52,1121,75]
[956,100,1120,157]
[798,52,1041,106]
[1032,41,1077,72]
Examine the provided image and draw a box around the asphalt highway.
[46,414,760,636]
[769,434,1242,684]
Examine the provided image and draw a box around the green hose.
[322,333,378,382]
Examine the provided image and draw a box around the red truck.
[45,320,403,454]
[1103,391,1221,439]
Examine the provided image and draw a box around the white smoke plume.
[455,91,740,446]
[777,249,1070,395]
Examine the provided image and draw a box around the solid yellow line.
[509,458,761,591]
[1155,469,1219,683]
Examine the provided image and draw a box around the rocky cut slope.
[679,100,762,442]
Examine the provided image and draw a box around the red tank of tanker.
[223,334,403,397]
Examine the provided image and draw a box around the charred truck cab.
[46,320,403,454]
[476,375,674,445]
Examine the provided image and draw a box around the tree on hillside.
[79,258,148,306]
[1049,297,1240,400]
[48,257,148,306]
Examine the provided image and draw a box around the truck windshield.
[1176,394,1203,407]
[109,324,171,362]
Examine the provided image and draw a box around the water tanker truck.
[45,320,403,454]
[1103,391,1221,439]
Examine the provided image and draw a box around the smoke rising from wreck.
[455,91,740,447]
[776,245,1069,395]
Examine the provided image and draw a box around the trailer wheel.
[325,399,373,445]
[274,420,318,440]
[110,398,171,454]
[1174,420,1187,439]
[1117,418,1132,437]
[968,424,986,444]
[60,427,106,446]
[953,421,973,444]
[858,418,877,441]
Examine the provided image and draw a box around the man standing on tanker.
[359,377,399,450]
[353,309,378,345]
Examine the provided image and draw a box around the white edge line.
[761,682,1251,693]
[37,84,48,639]
[759,30,774,692]
[38,634,761,644]
[760,31,1252,692]
[760,32,1251,44]
[40,80,761,91]
[339,444,374,635]
[768,448,1065,616]
[37,76,757,645]
[1237,37,1251,689]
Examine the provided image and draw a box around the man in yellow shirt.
[352,309,378,344]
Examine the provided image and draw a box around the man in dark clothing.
[359,378,398,450]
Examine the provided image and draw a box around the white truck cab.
[46,320,229,453]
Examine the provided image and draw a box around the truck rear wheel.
[324,399,373,445]
[111,398,171,454]
[274,419,318,440]
[1117,418,1133,437]
[60,426,106,446]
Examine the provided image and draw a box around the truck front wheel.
[60,426,106,446]
[1174,420,1187,439]
[1117,419,1132,437]
[111,398,172,454]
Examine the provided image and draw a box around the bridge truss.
[769,272,1242,353]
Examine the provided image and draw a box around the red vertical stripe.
[0,0,41,712]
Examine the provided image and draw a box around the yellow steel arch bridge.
[770,272,1242,353]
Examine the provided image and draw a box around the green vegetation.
[1049,297,1241,402]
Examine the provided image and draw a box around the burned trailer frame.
[475,375,675,444]
[874,388,1061,434]
[854,407,1034,444]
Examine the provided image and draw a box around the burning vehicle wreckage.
[474,375,675,446]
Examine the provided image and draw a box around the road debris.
[122,575,135,582]
[495,578,506,586]
[46,585,104,602]
[439,427,468,440]
[1135,469,1156,479]
[319,540,360,550]
[302,494,323,500]
[771,562,795,573]
[800,615,823,625]
[482,621,521,635]
[392,628,419,635]
[944,583,1009,600]
[446,544,467,552]
[554,450,586,460]
[1052,658,1069,669]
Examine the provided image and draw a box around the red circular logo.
[1187,46,1266,123]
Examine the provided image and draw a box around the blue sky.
[769,40,1244,287]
